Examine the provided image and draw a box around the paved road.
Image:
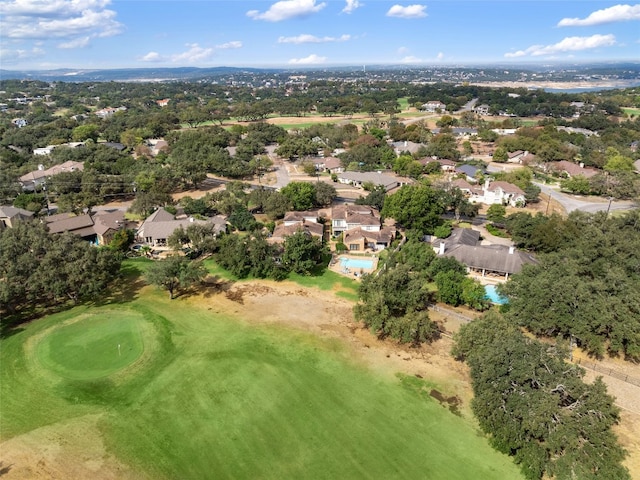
[455,98,478,114]
[535,182,636,214]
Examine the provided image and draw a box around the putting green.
[36,310,146,380]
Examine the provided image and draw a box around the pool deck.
[329,254,379,279]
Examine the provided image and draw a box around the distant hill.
[0,66,286,82]
[1,62,638,83]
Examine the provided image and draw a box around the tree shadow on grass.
[179,275,235,300]
[0,462,13,477]
[91,263,147,307]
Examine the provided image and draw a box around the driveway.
[265,145,290,190]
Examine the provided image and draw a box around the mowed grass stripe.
[1,285,522,479]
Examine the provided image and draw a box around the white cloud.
[140,51,163,62]
[0,45,45,64]
[504,34,616,58]
[558,4,640,26]
[247,0,326,22]
[58,36,90,49]
[342,0,362,14]
[397,46,409,55]
[401,55,422,63]
[139,41,242,64]
[0,0,123,42]
[278,34,350,44]
[216,41,243,49]
[386,4,427,19]
[171,43,214,64]
[288,53,327,64]
[436,52,444,61]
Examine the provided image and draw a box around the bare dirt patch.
[197,279,640,476]
[195,280,477,416]
[0,414,144,480]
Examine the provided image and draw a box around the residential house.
[92,210,130,245]
[556,126,598,137]
[316,157,344,173]
[269,211,324,244]
[450,179,525,207]
[136,207,227,246]
[634,159,640,174]
[391,140,424,155]
[546,160,599,179]
[336,171,403,191]
[507,150,527,164]
[103,142,126,151]
[421,101,446,113]
[0,205,33,230]
[12,118,27,128]
[455,164,485,183]
[433,228,537,279]
[95,106,126,118]
[430,127,478,137]
[474,104,490,116]
[19,161,85,191]
[343,227,396,252]
[483,181,526,207]
[156,99,170,107]
[331,204,380,236]
[34,146,55,156]
[420,158,457,172]
[147,139,169,156]
[45,213,97,242]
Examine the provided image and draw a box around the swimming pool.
[340,257,375,270]
[484,285,508,304]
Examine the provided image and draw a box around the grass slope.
[1,268,522,480]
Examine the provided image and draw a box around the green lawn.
[0,267,522,480]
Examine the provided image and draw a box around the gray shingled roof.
[444,244,537,275]
[46,214,95,235]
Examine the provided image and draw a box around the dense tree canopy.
[453,312,629,480]
[381,183,445,234]
[354,264,438,346]
[502,210,640,360]
[0,221,121,315]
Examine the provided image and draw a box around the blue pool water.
[484,285,508,304]
[340,257,375,270]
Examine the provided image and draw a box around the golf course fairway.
[0,277,523,479]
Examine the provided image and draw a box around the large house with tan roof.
[19,161,84,191]
[269,211,325,244]
[136,207,227,246]
[0,205,33,230]
[433,228,537,279]
[546,160,599,179]
[450,179,526,207]
[331,204,396,251]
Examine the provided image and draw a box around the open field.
[0,261,524,480]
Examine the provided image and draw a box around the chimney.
[439,242,445,255]
[484,178,490,191]
[508,246,515,254]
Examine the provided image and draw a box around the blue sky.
[1,0,639,70]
